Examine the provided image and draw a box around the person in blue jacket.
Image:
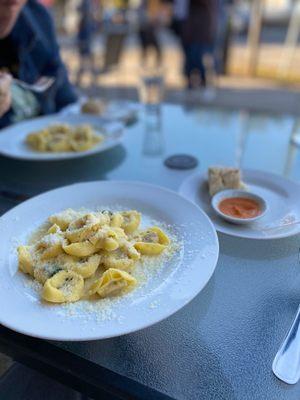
[0,0,77,128]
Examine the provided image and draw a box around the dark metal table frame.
[0,323,172,400]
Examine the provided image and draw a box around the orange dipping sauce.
[218,197,261,219]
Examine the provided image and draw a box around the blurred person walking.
[76,0,96,85]
[178,0,217,89]
[138,0,162,67]
[170,0,188,43]
[215,0,234,75]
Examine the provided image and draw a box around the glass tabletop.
[1,104,300,399]
[0,104,299,198]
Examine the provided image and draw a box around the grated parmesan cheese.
[18,208,183,323]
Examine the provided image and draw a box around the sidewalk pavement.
[59,31,300,115]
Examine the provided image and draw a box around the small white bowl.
[211,189,268,225]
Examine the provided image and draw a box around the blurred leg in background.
[215,0,234,75]
[184,44,214,88]
[139,24,162,67]
[180,0,217,89]
[137,0,162,68]
[76,0,95,86]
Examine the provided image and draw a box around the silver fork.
[272,305,300,384]
[13,76,55,93]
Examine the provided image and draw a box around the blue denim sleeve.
[0,110,12,129]
[0,1,78,129]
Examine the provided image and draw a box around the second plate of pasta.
[0,181,219,341]
[0,114,124,161]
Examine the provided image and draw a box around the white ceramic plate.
[0,114,124,161]
[0,181,219,341]
[179,169,300,240]
[61,99,140,123]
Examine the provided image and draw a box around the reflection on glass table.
[0,103,298,198]
[142,108,164,157]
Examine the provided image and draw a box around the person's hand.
[0,73,12,118]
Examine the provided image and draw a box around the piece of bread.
[81,99,106,115]
[208,167,246,196]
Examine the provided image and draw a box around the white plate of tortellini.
[0,181,219,341]
[0,114,124,161]
[60,98,140,124]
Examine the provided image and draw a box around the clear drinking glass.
[139,68,164,108]
[291,119,300,147]
[142,108,164,157]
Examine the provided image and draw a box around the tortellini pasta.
[18,246,34,276]
[62,240,99,257]
[26,123,104,153]
[89,225,125,252]
[63,254,101,278]
[134,227,170,255]
[47,223,62,234]
[88,268,136,297]
[102,242,140,271]
[121,211,141,234]
[34,259,64,284]
[110,212,124,228]
[65,213,103,243]
[42,270,84,303]
[18,208,170,304]
[49,209,82,231]
[36,233,64,260]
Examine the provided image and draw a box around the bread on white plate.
[208,166,246,197]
